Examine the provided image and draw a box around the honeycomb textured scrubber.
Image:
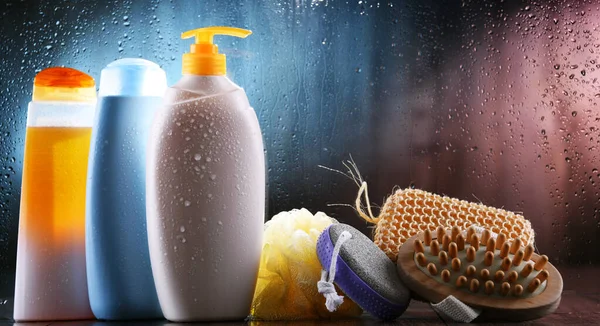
[316,224,410,320]
[396,226,562,322]
[356,187,535,262]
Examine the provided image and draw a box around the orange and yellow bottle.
[13,67,96,321]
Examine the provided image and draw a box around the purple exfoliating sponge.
[316,223,411,320]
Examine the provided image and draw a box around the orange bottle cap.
[33,67,96,102]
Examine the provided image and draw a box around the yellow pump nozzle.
[181,26,252,76]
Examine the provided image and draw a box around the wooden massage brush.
[396,225,562,322]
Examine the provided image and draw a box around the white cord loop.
[318,230,353,312]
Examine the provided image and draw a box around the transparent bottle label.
[27,101,96,127]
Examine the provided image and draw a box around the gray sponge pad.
[329,224,410,305]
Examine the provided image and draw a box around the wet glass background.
[0,0,599,318]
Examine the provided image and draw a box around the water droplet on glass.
[210,174,217,180]
[194,154,202,161]
[572,111,578,117]
[184,200,191,207]
[218,221,223,226]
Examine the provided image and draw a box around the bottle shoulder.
[167,75,242,101]
[155,75,255,126]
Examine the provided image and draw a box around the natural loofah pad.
[366,188,535,261]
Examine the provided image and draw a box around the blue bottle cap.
[99,58,167,97]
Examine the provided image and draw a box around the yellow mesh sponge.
[250,208,363,320]
[357,187,535,262]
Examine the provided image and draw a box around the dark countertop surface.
[1,266,598,325]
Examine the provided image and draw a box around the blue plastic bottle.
[86,58,166,320]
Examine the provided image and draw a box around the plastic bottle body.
[86,96,163,319]
[14,100,95,321]
[146,75,265,321]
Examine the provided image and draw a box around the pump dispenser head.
[181,26,252,76]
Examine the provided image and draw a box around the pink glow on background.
[371,3,599,264]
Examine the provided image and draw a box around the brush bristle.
[412,226,548,298]
[373,189,535,261]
